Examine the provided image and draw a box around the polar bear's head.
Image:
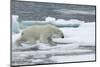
[52,29,64,38]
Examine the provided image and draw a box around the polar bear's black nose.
[62,35,64,38]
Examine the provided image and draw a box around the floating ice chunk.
[12,15,20,33]
[45,16,56,22]
[52,19,84,27]
[21,21,47,25]
[20,18,85,28]
[67,19,84,24]
[54,19,68,25]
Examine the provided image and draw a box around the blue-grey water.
[11,0,96,22]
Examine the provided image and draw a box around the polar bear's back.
[23,24,56,32]
[23,24,57,32]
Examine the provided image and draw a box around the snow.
[60,22,95,46]
[45,16,56,22]
[11,18,95,66]
[49,54,95,63]
[53,19,84,26]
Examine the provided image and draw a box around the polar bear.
[16,24,64,46]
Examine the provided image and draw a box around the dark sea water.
[11,0,96,22]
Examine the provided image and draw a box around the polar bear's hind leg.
[15,37,26,46]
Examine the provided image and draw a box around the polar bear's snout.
[61,34,64,38]
[58,30,64,38]
[53,30,64,39]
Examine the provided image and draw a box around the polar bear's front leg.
[40,35,49,44]
[40,38,49,44]
[40,35,56,46]
[48,38,56,46]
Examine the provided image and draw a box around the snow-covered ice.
[11,19,95,66]
[45,16,56,22]
[49,54,95,63]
